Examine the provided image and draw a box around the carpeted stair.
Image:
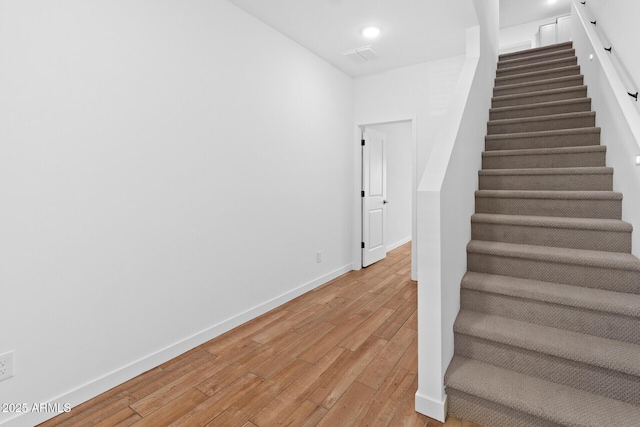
[444,41,640,426]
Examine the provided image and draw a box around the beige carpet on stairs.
[444,41,640,427]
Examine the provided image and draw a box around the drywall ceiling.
[227,0,478,77]
[227,0,572,77]
[500,0,572,28]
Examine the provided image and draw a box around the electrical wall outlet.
[316,251,322,263]
[0,351,14,382]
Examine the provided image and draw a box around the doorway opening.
[357,119,416,278]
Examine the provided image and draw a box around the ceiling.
[501,0,571,28]
[228,0,572,78]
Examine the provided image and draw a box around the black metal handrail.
[581,1,638,103]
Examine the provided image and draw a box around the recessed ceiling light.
[548,0,557,4]
[362,27,380,39]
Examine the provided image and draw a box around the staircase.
[444,41,640,426]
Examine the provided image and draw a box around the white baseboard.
[387,236,411,252]
[4,264,353,427]
[415,390,447,423]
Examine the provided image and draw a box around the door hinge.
[361,242,365,249]
[361,139,365,146]
[361,191,365,197]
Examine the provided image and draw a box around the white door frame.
[352,117,417,280]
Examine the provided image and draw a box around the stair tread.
[462,271,640,317]
[471,213,632,231]
[497,56,576,73]
[495,65,580,84]
[479,166,612,176]
[482,145,606,157]
[476,189,622,200]
[492,85,587,103]
[467,240,640,271]
[488,111,595,126]
[446,356,640,427]
[485,126,601,141]
[490,97,590,114]
[498,49,576,68]
[494,75,583,92]
[454,310,640,376]
[499,41,573,61]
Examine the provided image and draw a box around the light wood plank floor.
[39,243,481,427]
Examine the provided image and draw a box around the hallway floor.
[39,243,480,426]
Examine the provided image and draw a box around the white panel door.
[539,23,557,47]
[362,128,387,267]
[557,16,572,43]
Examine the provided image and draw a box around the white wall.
[0,1,353,425]
[572,0,640,256]
[580,0,640,112]
[415,0,499,421]
[367,122,413,251]
[353,55,467,280]
[500,15,569,53]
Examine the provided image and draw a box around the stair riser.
[446,389,557,427]
[475,196,621,219]
[488,115,595,135]
[467,252,640,293]
[500,42,573,61]
[455,335,640,405]
[498,50,576,69]
[490,100,591,120]
[471,222,631,252]
[485,131,600,151]
[494,76,584,97]
[497,57,577,77]
[460,290,640,343]
[482,151,606,169]
[495,66,580,87]
[492,87,587,108]
[478,173,612,191]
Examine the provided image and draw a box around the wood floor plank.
[250,304,323,344]
[38,243,481,427]
[396,333,419,373]
[323,292,378,326]
[168,373,263,427]
[250,321,335,379]
[297,314,365,363]
[47,394,135,427]
[357,326,416,389]
[353,366,411,426]
[194,361,250,397]
[389,299,418,325]
[207,358,310,426]
[339,306,395,351]
[389,373,430,426]
[309,335,387,408]
[200,309,290,353]
[131,359,229,417]
[373,320,403,340]
[130,388,208,426]
[250,346,345,426]
[279,399,326,427]
[316,381,376,427]
[93,407,142,427]
[403,308,419,331]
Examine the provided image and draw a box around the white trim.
[415,391,448,422]
[5,264,352,427]
[387,236,411,252]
